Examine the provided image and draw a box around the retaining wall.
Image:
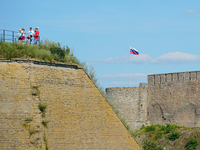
[0,60,140,150]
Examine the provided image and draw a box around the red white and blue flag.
[130,47,139,55]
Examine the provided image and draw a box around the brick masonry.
[0,61,140,150]
[106,71,200,130]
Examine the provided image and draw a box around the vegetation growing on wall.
[134,124,200,150]
[23,85,50,149]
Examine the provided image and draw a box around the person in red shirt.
[33,27,40,45]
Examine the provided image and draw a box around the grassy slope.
[0,41,79,64]
[135,124,200,150]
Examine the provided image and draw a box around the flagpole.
[129,46,131,87]
[129,47,139,87]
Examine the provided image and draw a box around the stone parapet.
[148,71,200,85]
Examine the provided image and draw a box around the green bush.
[166,124,177,133]
[50,46,65,61]
[145,125,156,132]
[38,102,47,112]
[160,124,177,133]
[143,140,162,150]
[167,132,180,141]
[155,132,163,140]
[185,138,198,150]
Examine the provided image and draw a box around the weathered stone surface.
[0,62,140,150]
[148,72,200,127]
[106,71,200,130]
[106,84,148,130]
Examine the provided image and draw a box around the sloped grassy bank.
[0,41,78,64]
[135,124,200,150]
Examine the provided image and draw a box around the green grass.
[25,116,33,123]
[38,102,47,113]
[42,120,50,127]
[29,127,40,137]
[145,125,156,132]
[135,124,200,150]
[167,132,180,141]
[185,138,198,150]
[38,102,47,117]
[0,40,78,64]
[0,41,103,97]
[161,124,179,133]
[143,140,163,150]
[43,132,49,150]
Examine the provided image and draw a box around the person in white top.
[27,27,34,44]
[21,28,26,44]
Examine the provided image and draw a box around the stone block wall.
[0,61,140,150]
[148,71,200,127]
[106,70,200,130]
[106,83,148,130]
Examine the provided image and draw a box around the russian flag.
[130,47,139,55]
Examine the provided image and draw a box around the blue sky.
[1,0,200,88]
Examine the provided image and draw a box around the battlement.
[106,70,200,130]
[148,71,200,85]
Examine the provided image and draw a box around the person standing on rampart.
[21,28,26,44]
[27,27,34,44]
[33,27,39,45]
[16,29,22,43]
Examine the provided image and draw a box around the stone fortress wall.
[106,71,200,130]
[106,83,148,130]
[148,71,200,127]
[0,60,140,150]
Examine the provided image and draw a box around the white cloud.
[99,73,147,87]
[110,81,141,87]
[184,10,198,14]
[88,52,200,65]
[88,54,152,64]
[99,73,147,80]
[150,52,200,64]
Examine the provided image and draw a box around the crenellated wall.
[148,71,200,127]
[148,71,200,85]
[106,71,200,130]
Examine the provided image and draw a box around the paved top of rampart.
[0,58,81,69]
